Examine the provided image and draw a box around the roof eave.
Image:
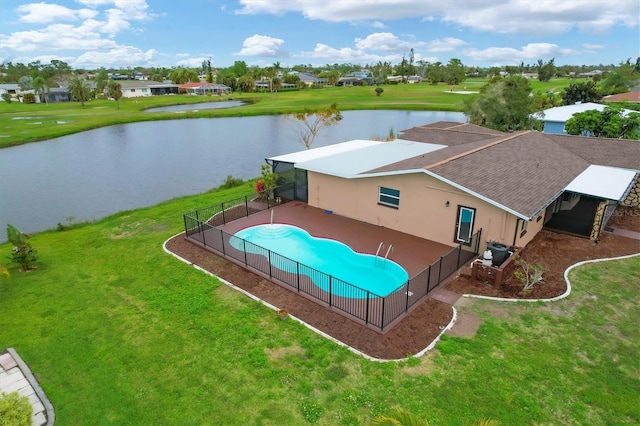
[321,167,534,220]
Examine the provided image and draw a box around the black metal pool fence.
[183,190,481,331]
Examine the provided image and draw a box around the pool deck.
[216,201,454,277]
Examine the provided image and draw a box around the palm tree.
[31,76,48,105]
[107,81,123,109]
[67,76,91,107]
[371,408,427,426]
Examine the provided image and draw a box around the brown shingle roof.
[363,124,640,219]
[545,133,640,170]
[428,132,591,218]
[602,90,640,103]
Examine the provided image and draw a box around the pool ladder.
[375,242,394,268]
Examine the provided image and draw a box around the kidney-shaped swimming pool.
[229,224,408,298]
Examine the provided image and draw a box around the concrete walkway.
[604,226,640,240]
[0,349,54,425]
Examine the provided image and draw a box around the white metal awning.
[295,139,446,178]
[564,165,637,200]
[267,140,382,164]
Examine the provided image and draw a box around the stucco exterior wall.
[306,171,541,250]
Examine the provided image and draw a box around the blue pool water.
[230,224,409,297]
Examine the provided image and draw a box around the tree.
[107,80,123,109]
[537,58,556,82]
[464,75,540,131]
[562,80,600,105]
[169,68,199,84]
[286,103,343,149]
[425,62,443,85]
[67,76,91,106]
[601,62,639,95]
[564,106,640,139]
[371,408,428,426]
[205,58,214,83]
[444,58,466,91]
[375,87,384,96]
[237,75,254,93]
[17,75,33,91]
[95,68,109,97]
[230,60,248,77]
[31,76,48,104]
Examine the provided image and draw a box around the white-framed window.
[520,219,528,237]
[455,206,475,244]
[378,186,400,208]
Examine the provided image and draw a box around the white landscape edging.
[462,252,640,303]
[163,234,456,362]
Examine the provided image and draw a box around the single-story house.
[267,121,639,252]
[178,82,232,96]
[0,84,20,101]
[118,81,179,98]
[296,72,326,87]
[535,102,636,134]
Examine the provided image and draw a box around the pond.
[144,100,245,112]
[0,110,465,235]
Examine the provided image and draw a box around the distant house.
[45,88,71,103]
[602,90,640,103]
[296,72,326,87]
[178,82,232,95]
[268,122,640,248]
[118,81,179,98]
[0,84,20,101]
[534,102,636,134]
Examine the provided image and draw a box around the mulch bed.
[165,206,639,360]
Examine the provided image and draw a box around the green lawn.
[1,183,638,425]
[0,78,573,148]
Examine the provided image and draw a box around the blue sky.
[0,0,638,70]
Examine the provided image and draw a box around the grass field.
[0,78,573,148]
[1,182,638,425]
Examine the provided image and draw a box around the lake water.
[0,110,464,235]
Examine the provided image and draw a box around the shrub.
[513,256,544,293]
[375,87,384,96]
[6,224,38,271]
[22,93,36,104]
[1,93,11,103]
[219,175,244,189]
[0,391,33,426]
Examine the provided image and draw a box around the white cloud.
[355,33,417,51]
[235,35,288,57]
[426,37,468,53]
[464,43,576,64]
[300,43,402,64]
[371,21,386,29]
[0,24,118,52]
[235,0,638,35]
[17,2,98,23]
[176,56,209,68]
[74,46,157,67]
